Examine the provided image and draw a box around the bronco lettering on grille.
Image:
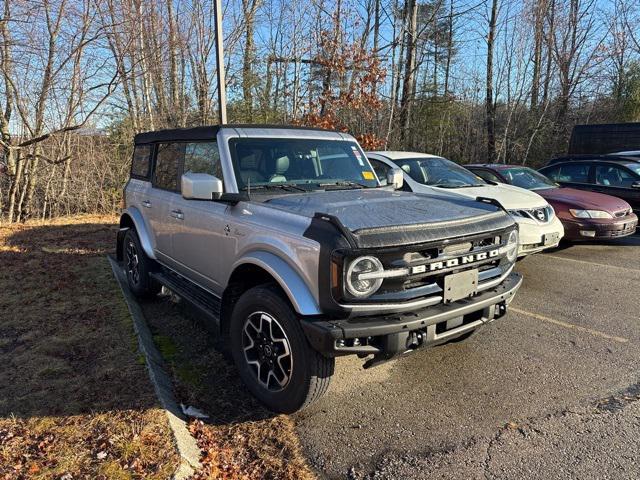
[411,249,500,274]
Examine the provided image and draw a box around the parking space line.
[510,307,629,344]
[543,255,640,273]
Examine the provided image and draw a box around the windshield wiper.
[318,181,368,189]
[241,183,306,192]
[431,183,483,188]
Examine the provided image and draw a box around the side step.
[150,269,222,332]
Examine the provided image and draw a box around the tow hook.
[495,301,507,319]
[406,331,425,350]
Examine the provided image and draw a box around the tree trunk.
[530,0,545,109]
[242,0,260,119]
[486,0,499,162]
[444,0,454,96]
[167,0,180,125]
[399,0,418,145]
[542,0,555,106]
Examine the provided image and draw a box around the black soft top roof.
[134,124,339,145]
[135,126,219,144]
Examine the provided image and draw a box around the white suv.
[367,152,565,257]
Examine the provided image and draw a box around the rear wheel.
[229,285,334,413]
[123,229,161,298]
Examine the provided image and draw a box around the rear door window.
[154,143,184,191]
[131,145,152,179]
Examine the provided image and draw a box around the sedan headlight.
[507,209,526,218]
[505,229,518,262]
[569,209,613,219]
[345,256,384,298]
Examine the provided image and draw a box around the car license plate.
[543,232,560,246]
[443,269,478,303]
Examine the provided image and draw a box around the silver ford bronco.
[117,125,522,412]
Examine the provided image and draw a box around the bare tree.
[486,0,499,162]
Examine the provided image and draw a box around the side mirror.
[181,172,223,200]
[387,167,404,190]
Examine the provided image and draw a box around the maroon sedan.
[467,164,638,241]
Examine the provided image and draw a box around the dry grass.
[0,215,178,479]
[140,284,317,480]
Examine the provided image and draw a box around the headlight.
[345,256,384,298]
[505,229,518,262]
[507,209,526,218]
[569,209,613,219]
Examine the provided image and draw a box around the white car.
[367,152,565,257]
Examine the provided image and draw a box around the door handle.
[170,210,184,220]
[142,200,152,208]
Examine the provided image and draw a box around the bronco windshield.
[393,157,485,188]
[501,167,558,190]
[229,138,379,191]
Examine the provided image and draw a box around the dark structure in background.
[569,123,640,155]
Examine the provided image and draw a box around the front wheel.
[229,285,335,413]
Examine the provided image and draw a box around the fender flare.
[231,251,322,316]
[119,207,156,260]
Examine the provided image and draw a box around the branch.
[16,72,119,149]
[24,153,71,165]
[17,125,83,148]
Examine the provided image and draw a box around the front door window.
[595,165,635,187]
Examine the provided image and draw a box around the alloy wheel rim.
[242,312,293,392]
[126,240,140,285]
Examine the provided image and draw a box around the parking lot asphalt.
[294,235,640,479]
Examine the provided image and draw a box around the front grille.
[349,229,514,304]
[609,225,637,237]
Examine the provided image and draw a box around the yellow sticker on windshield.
[362,171,375,180]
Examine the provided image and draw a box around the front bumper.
[516,216,565,256]
[560,213,638,240]
[301,272,522,361]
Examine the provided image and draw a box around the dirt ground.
[5,214,638,480]
[0,216,178,479]
[138,292,315,480]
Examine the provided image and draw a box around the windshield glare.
[229,138,378,190]
[501,167,558,190]
[393,157,485,188]
[626,163,640,176]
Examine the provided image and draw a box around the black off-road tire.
[229,284,335,413]
[123,229,161,298]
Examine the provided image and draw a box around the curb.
[108,256,201,479]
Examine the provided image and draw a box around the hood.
[263,189,515,248]
[432,183,547,210]
[536,187,631,213]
